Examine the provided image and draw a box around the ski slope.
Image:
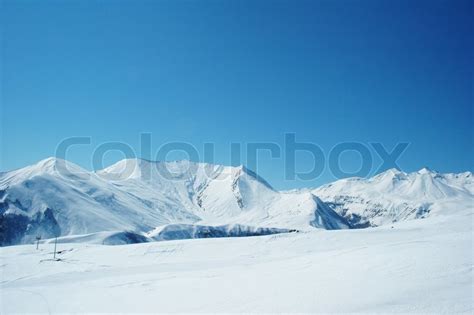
[0,210,472,313]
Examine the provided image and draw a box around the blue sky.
[1,0,473,189]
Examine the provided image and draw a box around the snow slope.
[0,210,472,313]
[0,158,347,245]
[313,168,474,227]
[37,224,295,245]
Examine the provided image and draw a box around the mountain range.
[1,157,472,245]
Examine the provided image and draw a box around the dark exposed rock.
[0,208,61,246]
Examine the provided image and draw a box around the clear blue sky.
[1,0,473,189]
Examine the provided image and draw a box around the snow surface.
[36,224,294,245]
[1,210,472,313]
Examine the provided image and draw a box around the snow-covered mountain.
[1,158,472,246]
[313,168,473,227]
[0,158,347,245]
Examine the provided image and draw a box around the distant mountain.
[0,158,348,246]
[1,158,472,246]
[312,168,473,227]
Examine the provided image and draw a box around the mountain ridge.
[0,158,346,245]
[0,157,472,245]
[313,166,473,226]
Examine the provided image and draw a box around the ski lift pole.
[36,235,41,250]
[53,236,58,260]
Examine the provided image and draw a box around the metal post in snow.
[36,235,41,250]
[53,236,58,260]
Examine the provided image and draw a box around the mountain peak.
[96,158,147,180]
[371,167,406,182]
[36,156,65,168]
[383,167,403,175]
[0,157,89,187]
[32,157,87,174]
[417,167,436,175]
